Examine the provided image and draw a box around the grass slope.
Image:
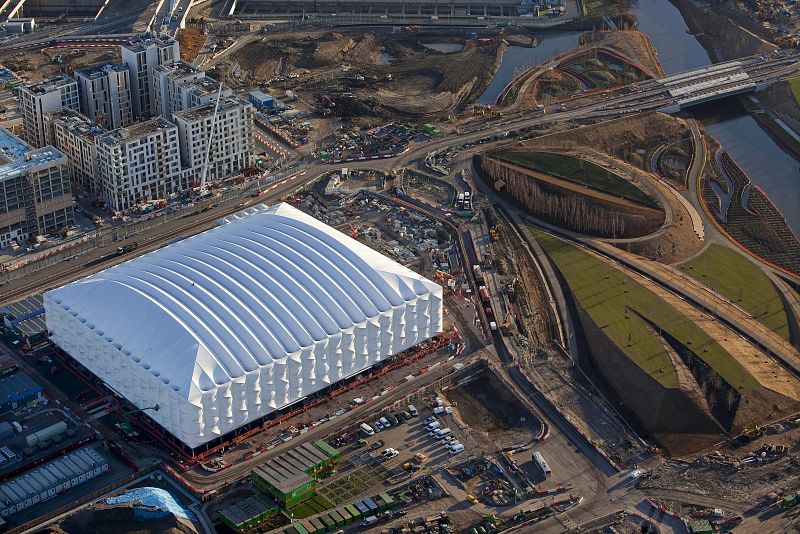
[678,244,790,341]
[495,150,658,208]
[533,228,759,392]
[789,77,800,106]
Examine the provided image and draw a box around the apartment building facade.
[121,34,180,119]
[152,60,205,121]
[173,96,254,185]
[0,127,73,248]
[94,118,182,211]
[18,75,80,148]
[74,62,133,130]
[45,110,104,196]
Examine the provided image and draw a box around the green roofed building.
[219,494,280,532]
[251,441,341,507]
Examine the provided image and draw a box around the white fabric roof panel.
[44,203,443,448]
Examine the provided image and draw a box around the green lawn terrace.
[678,244,793,343]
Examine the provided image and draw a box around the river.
[633,0,800,238]
[477,32,581,104]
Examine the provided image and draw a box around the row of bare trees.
[478,156,655,238]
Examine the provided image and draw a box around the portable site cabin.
[298,519,315,534]
[354,501,370,517]
[363,497,379,514]
[345,503,361,519]
[337,506,353,524]
[307,517,326,534]
[328,510,345,527]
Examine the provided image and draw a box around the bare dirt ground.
[177,28,206,62]
[0,48,119,82]
[445,369,542,449]
[499,30,661,109]
[671,0,777,62]
[579,30,664,77]
[224,29,521,118]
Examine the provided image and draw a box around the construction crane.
[198,80,225,195]
[116,404,160,436]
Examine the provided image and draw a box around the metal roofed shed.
[44,202,443,450]
[251,440,340,507]
[249,91,275,109]
[0,371,43,415]
[219,494,280,531]
[1,294,47,343]
[0,447,108,518]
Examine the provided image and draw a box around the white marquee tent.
[44,203,443,448]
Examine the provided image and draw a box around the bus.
[533,451,552,478]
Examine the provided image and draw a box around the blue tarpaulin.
[106,487,195,520]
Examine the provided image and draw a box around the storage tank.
[25,421,68,447]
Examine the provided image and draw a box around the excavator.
[115,404,159,439]
[348,222,360,239]
[500,312,515,333]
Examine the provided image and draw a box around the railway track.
[0,178,301,303]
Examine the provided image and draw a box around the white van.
[425,421,441,432]
[360,423,375,436]
[361,516,378,527]
[449,443,465,454]
[433,405,446,415]
[408,405,418,417]
[434,428,451,439]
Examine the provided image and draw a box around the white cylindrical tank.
[25,421,68,447]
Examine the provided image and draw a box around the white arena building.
[44,203,443,449]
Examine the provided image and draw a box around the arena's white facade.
[44,203,443,448]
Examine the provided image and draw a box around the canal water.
[421,43,464,53]
[477,32,581,104]
[633,0,800,237]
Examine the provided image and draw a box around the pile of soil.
[177,28,206,62]
[45,505,199,534]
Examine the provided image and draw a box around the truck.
[535,104,545,112]
[116,242,139,255]
[473,264,484,283]
[478,286,490,303]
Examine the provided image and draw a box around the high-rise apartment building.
[45,110,104,196]
[173,96,254,184]
[19,75,79,148]
[120,34,180,119]
[74,62,133,130]
[94,118,181,211]
[0,127,73,247]
[152,60,204,121]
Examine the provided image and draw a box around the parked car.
[382,448,399,459]
[371,439,385,450]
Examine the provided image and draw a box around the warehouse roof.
[0,371,42,403]
[1,294,46,337]
[44,203,440,400]
[252,441,337,495]
[0,447,106,510]
[219,494,277,527]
